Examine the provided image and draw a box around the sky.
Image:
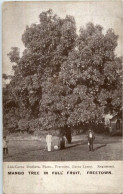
[2,1,123,75]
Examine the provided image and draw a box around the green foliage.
[3,10,122,134]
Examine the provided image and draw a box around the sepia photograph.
[2,1,122,162]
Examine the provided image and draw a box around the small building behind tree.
[109,112,122,135]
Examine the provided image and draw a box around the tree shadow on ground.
[71,140,86,145]
[94,144,107,151]
[65,140,88,149]
[66,143,82,149]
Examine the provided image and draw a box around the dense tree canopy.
[3,10,122,134]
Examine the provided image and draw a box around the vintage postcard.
[2,1,123,194]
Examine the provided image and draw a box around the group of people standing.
[45,129,95,152]
[46,132,66,152]
[3,129,95,155]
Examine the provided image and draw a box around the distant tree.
[7,47,20,64]
[3,85,19,133]
[3,73,9,80]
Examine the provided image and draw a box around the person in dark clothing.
[59,136,65,150]
[65,128,72,144]
[87,130,95,151]
[116,118,120,131]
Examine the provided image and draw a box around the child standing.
[3,136,8,155]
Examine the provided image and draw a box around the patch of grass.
[3,134,122,161]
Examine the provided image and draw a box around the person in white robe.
[46,132,52,151]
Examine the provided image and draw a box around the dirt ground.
[3,134,123,161]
